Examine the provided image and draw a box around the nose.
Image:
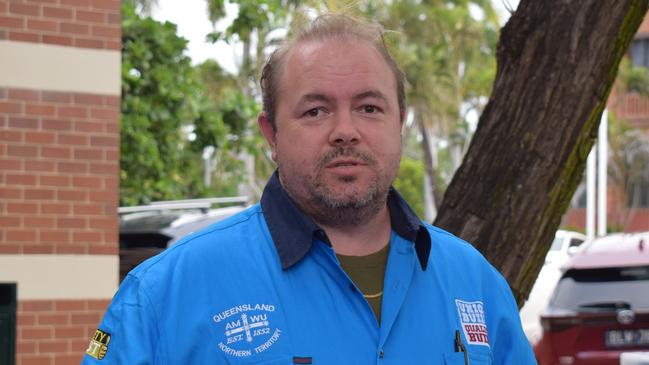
[328,111,360,146]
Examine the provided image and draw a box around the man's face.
[259,38,403,227]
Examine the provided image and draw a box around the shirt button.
[378,349,384,358]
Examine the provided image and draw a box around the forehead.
[277,38,397,99]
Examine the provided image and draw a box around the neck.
[317,205,392,256]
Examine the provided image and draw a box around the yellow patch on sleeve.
[86,329,111,360]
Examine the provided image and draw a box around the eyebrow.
[352,90,390,104]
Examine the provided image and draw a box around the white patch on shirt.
[212,303,281,357]
[455,299,490,347]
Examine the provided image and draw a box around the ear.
[258,112,278,162]
[399,108,406,129]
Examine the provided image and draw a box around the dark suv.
[535,232,649,365]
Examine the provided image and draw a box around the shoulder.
[128,204,272,281]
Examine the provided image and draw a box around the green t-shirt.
[336,242,390,324]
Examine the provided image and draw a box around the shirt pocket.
[443,351,492,364]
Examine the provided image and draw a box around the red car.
[535,232,649,365]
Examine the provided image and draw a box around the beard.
[278,146,398,228]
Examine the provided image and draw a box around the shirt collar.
[260,171,431,271]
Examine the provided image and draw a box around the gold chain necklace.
[363,290,383,299]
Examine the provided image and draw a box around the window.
[628,181,649,207]
[631,38,649,68]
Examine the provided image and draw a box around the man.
[82,14,536,364]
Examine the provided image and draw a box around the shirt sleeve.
[81,274,161,364]
[491,274,538,365]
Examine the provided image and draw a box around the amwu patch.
[455,299,490,347]
[86,329,111,360]
[213,303,281,358]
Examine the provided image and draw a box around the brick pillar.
[0,1,121,364]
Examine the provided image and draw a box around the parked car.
[118,197,248,280]
[535,232,649,365]
[520,230,587,345]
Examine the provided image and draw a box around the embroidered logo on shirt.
[85,329,111,360]
[455,299,490,347]
[213,303,281,357]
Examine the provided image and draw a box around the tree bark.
[434,0,648,306]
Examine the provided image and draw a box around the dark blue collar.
[260,171,431,271]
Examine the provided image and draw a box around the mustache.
[317,147,377,168]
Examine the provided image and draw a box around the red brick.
[6,230,37,242]
[9,3,40,16]
[0,187,22,199]
[104,96,119,106]
[57,190,86,201]
[71,313,100,325]
[38,340,68,354]
[22,327,53,340]
[88,245,117,255]
[89,162,117,175]
[73,230,101,241]
[41,202,71,214]
[25,160,56,172]
[0,101,23,114]
[9,31,39,42]
[6,174,37,186]
[26,104,55,116]
[75,9,103,23]
[39,230,69,242]
[73,148,102,161]
[57,105,88,118]
[87,300,110,311]
[25,131,56,144]
[8,145,38,157]
[10,117,40,129]
[57,217,86,229]
[55,245,86,254]
[90,135,117,147]
[90,0,119,11]
[42,146,72,159]
[27,19,58,32]
[74,121,103,133]
[59,22,90,35]
[105,149,119,161]
[42,34,73,46]
[0,216,21,227]
[105,122,119,133]
[0,244,22,254]
[89,217,115,229]
[39,314,70,326]
[55,354,84,365]
[42,91,73,103]
[0,130,22,142]
[62,0,91,7]
[0,2,6,13]
[23,216,55,228]
[20,300,54,312]
[91,24,118,38]
[54,299,88,312]
[0,15,24,29]
[16,341,37,354]
[25,188,55,199]
[43,6,73,19]
[74,93,103,105]
[0,30,6,40]
[8,89,41,101]
[58,161,87,173]
[43,119,72,131]
[58,134,88,146]
[21,355,53,365]
[7,202,37,214]
[40,175,71,187]
[105,40,120,50]
[0,159,22,170]
[90,107,118,119]
[106,12,119,25]
[54,326,85,339]
[23,244,55,254]
[74,38,103,49]
[72,176,102,188]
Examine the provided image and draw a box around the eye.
[360,105,381,114]
[303,107,325,118]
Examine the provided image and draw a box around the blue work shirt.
[82,172,536,364]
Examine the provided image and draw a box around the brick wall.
[0,0,121,363]
[0,0,120,50]
[0,88,119,255]
[16,299,110,365]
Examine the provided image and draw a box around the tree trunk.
[433,0,648,306]
[417,114,441,219]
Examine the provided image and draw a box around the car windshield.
[550,265,649,311]
[549,236,564,252]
